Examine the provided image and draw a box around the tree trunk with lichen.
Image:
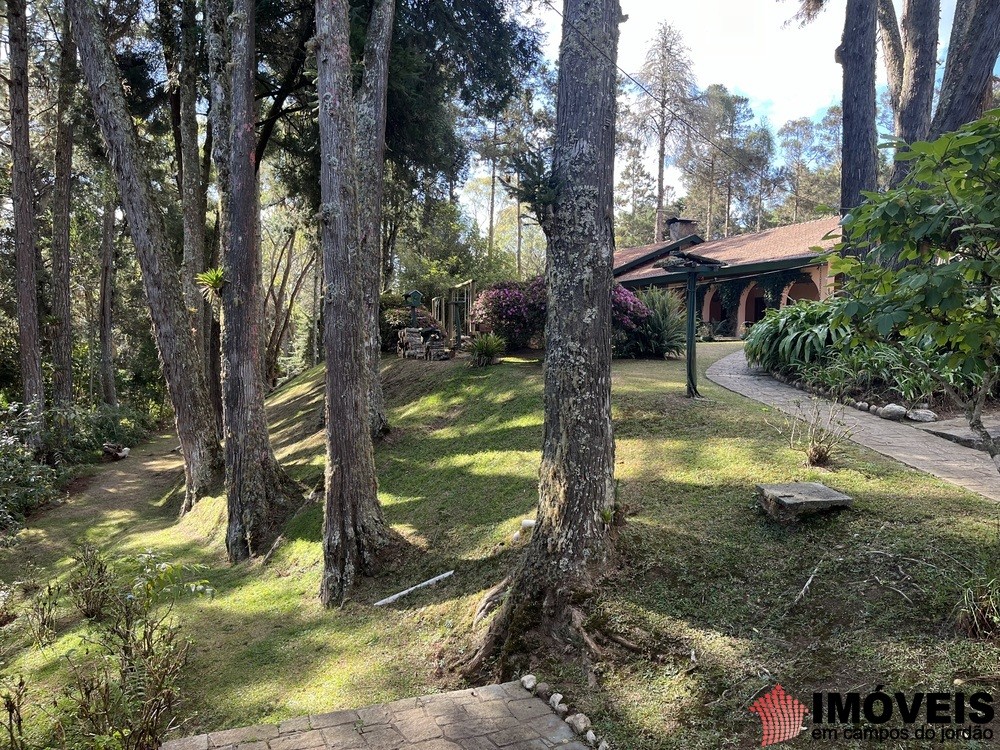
[469,0,620,675]
[9,0,45,450]
[356,0,395,441]
[51,8,76,407]
[315,0,394,606]
[221,0,301,562]
[69,0,223,508]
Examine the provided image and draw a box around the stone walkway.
[706,350,1000,502]
[162,681,591,750]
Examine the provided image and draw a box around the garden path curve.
[162,681,592,750]
[706,350,1000,502]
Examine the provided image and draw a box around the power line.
[540,0,841,214]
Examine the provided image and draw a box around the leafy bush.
[744,300,850,374]
[469,333,506,367]
[469,278,546,350]
[0,407,59,544]
[745,299,981,406]
[614,287,685,359]
[379,293,442,352]
[833,110,1000,454]
[69,545,114,620]
[43,404,152,465]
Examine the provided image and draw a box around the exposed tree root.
[473,576,511,626]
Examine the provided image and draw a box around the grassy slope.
[2,342,998,749]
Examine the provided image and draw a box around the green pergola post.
[686,269,701,398]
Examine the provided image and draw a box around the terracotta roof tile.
[614,217,841,283]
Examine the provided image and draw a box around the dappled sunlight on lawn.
[5,346,1000,748]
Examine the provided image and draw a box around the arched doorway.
[742,283,767,326]
[785,278,820,304]
[704,286,726,324]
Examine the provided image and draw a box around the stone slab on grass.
[756,482,852,521]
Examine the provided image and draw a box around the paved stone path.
[162,681,590,750]
[706,350,1000,502]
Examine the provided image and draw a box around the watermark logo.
[749,684,809,747]
[748,684,996,744]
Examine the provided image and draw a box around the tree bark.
[220,0,301,562]
[99,193,119,408]
[469,0,619,674]
[877,0,904,111]
[69,0,224,507]
[889,0,940,186]
[838,0,878,219]
[180,0,207,353]
[9,0,45,449]
[655,98,667,242]
[315,0,393,607]
[355,0,396,440]
[51,9,77,407]
[930,0,1000,137]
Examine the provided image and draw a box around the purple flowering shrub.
[611,284,651,332]
[470,278,546,349]
[471,277,650,353]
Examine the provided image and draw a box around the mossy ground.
[1,343,997,749]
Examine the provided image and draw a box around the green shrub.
[469,333,506,367]
[746,299,983,406]
[43,404,152,465]
[68,545,114,620]
[744,300,850,374]
[634,287,686,359]
[0,408,59,544]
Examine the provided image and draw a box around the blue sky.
[535,0,962,128]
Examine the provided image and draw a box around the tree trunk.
[69,0,224,507]
[469,0,619,675]
[930,0,1000,137]
[838,0,878,219]
[99,194,119,408]
[51,9,76,407]
[180,0,206,353]
[355,0,396,440]
[9,0,45,449]
[655,100,667,242]
[877,0,904,111]
[220,0,300,562]
[315,0,393,607]
[206,0,232,438]
[889,0,940,186]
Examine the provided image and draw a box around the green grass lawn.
[2,342,998,749]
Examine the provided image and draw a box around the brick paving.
[706,350,1000,502]
[162,681,590,750]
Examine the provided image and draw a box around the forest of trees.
[1,0,999,610]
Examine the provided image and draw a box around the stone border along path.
[162,679,601,750]
[706,350,1000,502]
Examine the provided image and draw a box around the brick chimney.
[667,217,699,242]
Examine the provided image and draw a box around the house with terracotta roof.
[614,216,841,334]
